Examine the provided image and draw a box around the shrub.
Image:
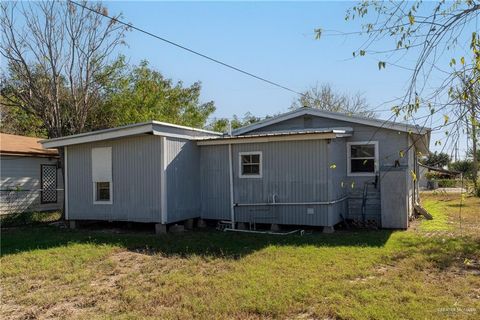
[424,171,441,180]
[436,179,457,188]
[449,160,474,178]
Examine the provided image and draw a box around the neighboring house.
[0,133,63,214]
[41,108,430,231]
[418,163,461,190]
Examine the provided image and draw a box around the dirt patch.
[90,250,152,290]
[1,250,153,320]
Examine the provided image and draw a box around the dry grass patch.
[1,193,479,319]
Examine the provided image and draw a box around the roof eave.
[40,121,223,148]
[41,123,155,148]
[232,108,431,136]
[0,151,59,158]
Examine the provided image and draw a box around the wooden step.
[414,204,433,220]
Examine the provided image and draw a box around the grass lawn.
[1,194,479,319]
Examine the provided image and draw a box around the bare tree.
[1,0,128,219]
[316,1,479,194]
[316,1,479,104]
[0,0,128,139]
[291,83,377,118]
[453,69,480,194]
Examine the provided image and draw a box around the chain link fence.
[0,189,64,215]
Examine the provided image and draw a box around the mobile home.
[41,108,430,231]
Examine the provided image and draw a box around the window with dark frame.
[240,153,261,177]
[95,182,111,201]
[349,144,376,173]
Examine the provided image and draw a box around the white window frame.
[92,147,113,205]
[239,151,262,178]
[93,181,113,205]
[347,141,379,177]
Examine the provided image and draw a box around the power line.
[70,0,413,118]
[70,0,437,150]
[68,0,305,97]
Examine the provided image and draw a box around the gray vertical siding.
[199,145,230,220]
[381,168,409,229]
[61,113,415,228]
[199,127,409,227]
[165,137,201,223]
[247,114,412,224]
[67,134,163,222]
[326,139,348,225]
[200,139,341,226]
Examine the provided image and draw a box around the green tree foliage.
[209,112,264,133]
[420,152,451,168]
[88,59,215,130]
[467,148,480,161]
[0,96,47,137]
[450,160,475,179]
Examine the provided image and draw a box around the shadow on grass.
[446,203,466,208]
[0,211,61,228]
[1,224,394,258]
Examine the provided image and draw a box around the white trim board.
[151,120,221,135]
[93,182,113,205]
[238,151,263,178]
[64,146,69,220]
[91,147,113,205]
[346,141,379,177]
[160,137,168,224]
[232,107,430,136]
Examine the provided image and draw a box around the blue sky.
[109,0,411,119]
[6,1,475,156]
[105,1,475,156]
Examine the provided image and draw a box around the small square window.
[347,142,378,176]
[95,182,111,202]
[239,152,262,178]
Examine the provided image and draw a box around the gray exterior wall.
[165,137,201,223]
[381,168,409,229]
[326,139,349,225]
[199,145,230,221]
[0,155,63,214]
[67,135,163,222]
[200,114,415,228]
[66,134,203,224]
[62,113,418,229]
[247,114,413,225]
[200,139,347,227]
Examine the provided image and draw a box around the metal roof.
[41,121,222,148]
[197,128,353,145]
[232,107,431,136]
